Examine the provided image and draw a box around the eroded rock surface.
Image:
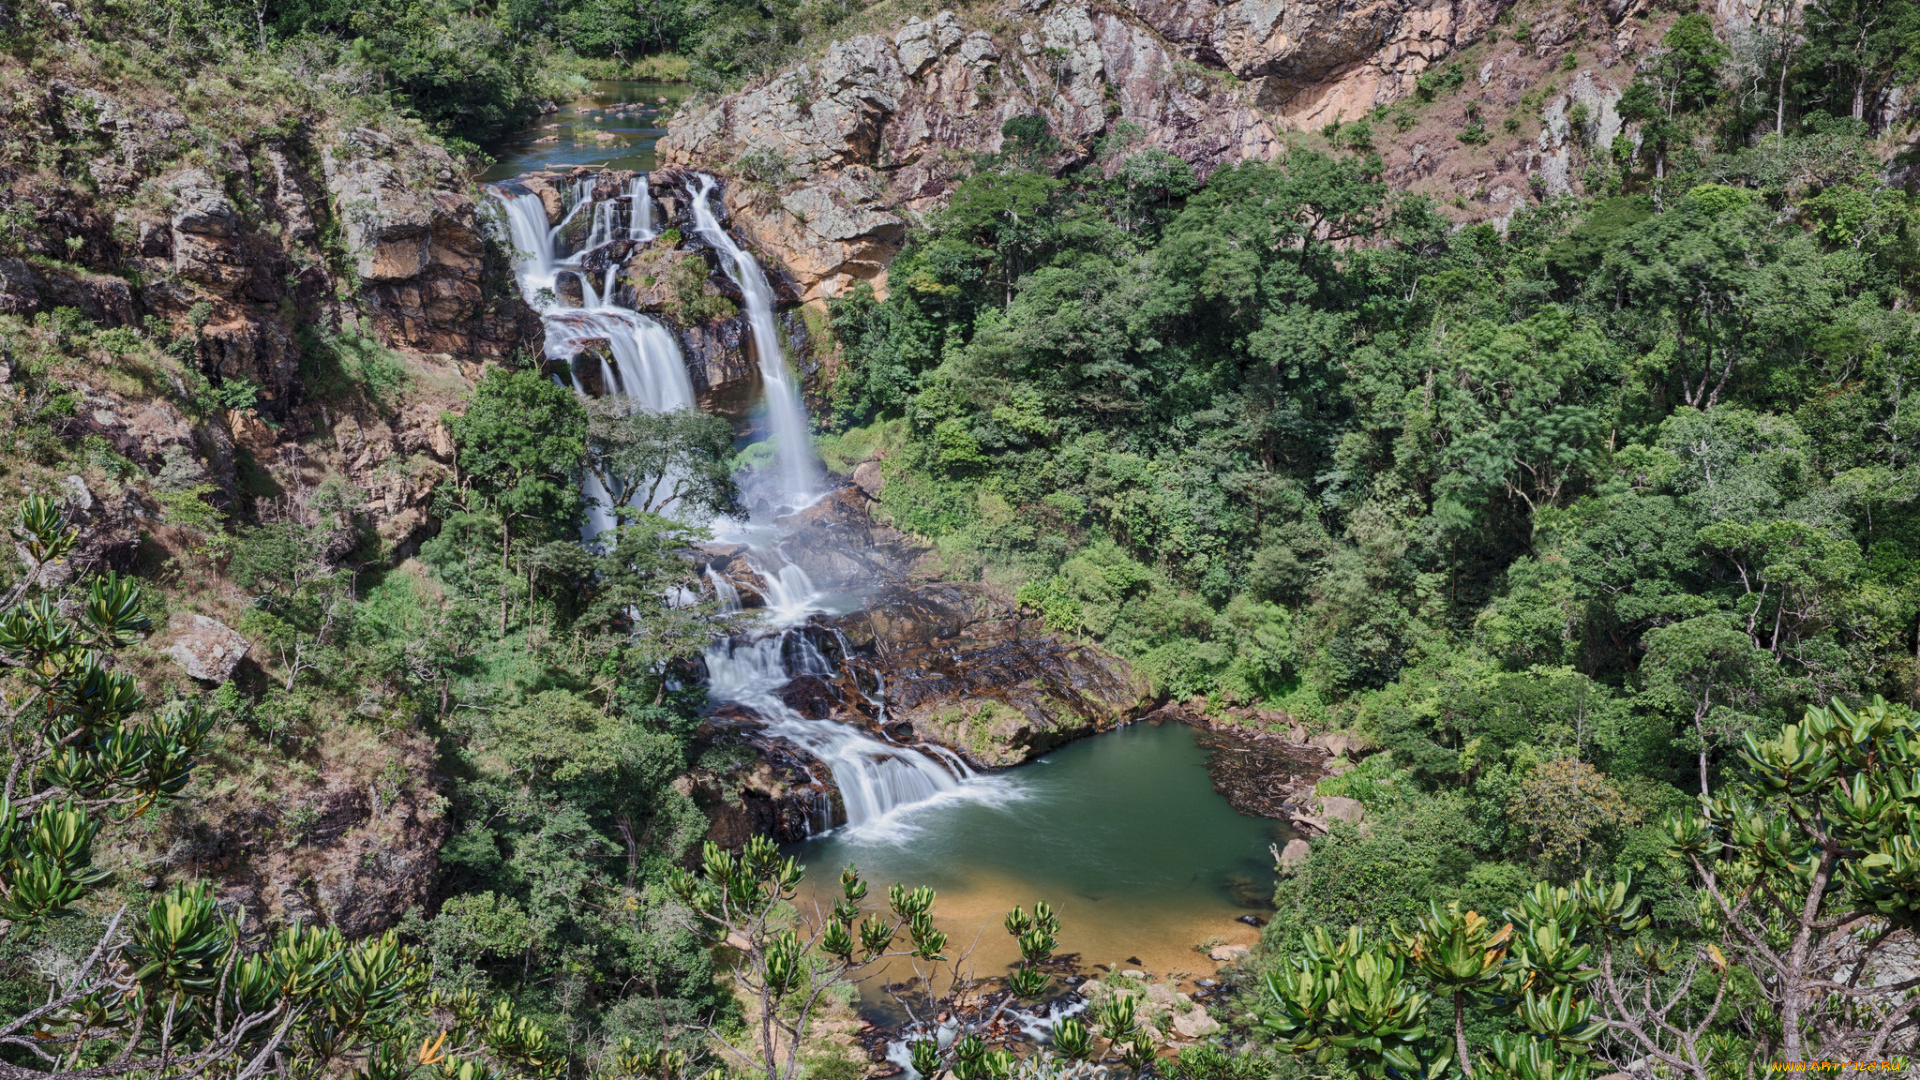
[164,614,252,684]
[658,5,1282,300]
[694,485,1155,784]
[657,0,1552,298]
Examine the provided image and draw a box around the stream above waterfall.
[480,80,690,182]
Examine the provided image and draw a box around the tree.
[1616,15,1728,194]
[668,838,1067,1080]
[1797,0,1920,126]
[1638,613,1779,797]
[584,399,738,524]
[230,520,356,692]
[1398,904,1513,1076]
[448,367,589,634]
[1263,878,1632,1080]
[1506,760,1641,876]
[1662,697,1920,1064]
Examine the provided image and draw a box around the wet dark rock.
[703,484,1156,790]
[579,238,634,275]
[692,717,834,845]
[678,318,757,418]
[778,674,840,719]
[1161,705,1329,826]
[568,344,612,396]
[554,269,585,307]
[1237,914,1266,927]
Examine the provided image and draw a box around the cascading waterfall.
[489,171,983,835]
[629,176,656,241]
[704,631,978,835]
[688,173,820,505]
[491,186,696,539]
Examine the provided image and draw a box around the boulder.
[1208,943,1251,962]
[0,257,38,316]
[165,614,251,683]
[851,459,886,498]
[1278,837,1311,868]
[1171,1007,1220,1039]
[1319,796,1365,825]
[1308,732,1359,758]
[165,167,238,237]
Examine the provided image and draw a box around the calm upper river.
[481,79,690,181]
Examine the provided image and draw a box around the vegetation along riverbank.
[3,0,1920,1074]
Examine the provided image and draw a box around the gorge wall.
[658,0,1694,302]
[0,49,548,934]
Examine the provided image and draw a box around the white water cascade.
[490,183,697,540]
[489,170,989,835]
[629,176,656,241]
[703,630,982,836]
[688,173,820,505]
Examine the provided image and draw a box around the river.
[482,106,1288,1022]
[480,79,690,182]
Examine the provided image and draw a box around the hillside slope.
[657,0,1741,301]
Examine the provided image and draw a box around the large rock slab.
[657,5,1281,300]
[164,614,251,683]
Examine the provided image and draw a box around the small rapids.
[487,168,998,836]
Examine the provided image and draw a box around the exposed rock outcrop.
[164,614,252,684]
[656,0,1579,298]
[830,581,1154,766]
[696,486,1155,775]
[1123,0,1505,125]
[658,5,1283,300]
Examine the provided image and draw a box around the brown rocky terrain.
[655,0,1706,300]
[693,485,1155,826]
[0,47,549,937]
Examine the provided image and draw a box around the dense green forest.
[3,0,1920,1075]
[144,0,871,145]
[821,9,1920,1069]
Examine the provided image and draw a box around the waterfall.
[688,173,819,505]
[704,632,975,834]
[489,185,698,540]
[490,171,988,835]
[707,567,742,613]
[496,191,559,291]
[629,176,656,241]
[584,198,620,251]
[750,554,823,626]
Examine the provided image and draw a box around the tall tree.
[449,367,589,633]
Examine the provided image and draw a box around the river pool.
[787,720,1286,1013]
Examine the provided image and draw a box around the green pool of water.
[481,79,690,182]
[789,720,1288,1006]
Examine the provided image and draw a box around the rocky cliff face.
[1123,0,1504,126]
[5,75,540,547]
[659,0,1699,298]
[654,0,1528,300]
[1,58,541,937]
[658,2,1288,301]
